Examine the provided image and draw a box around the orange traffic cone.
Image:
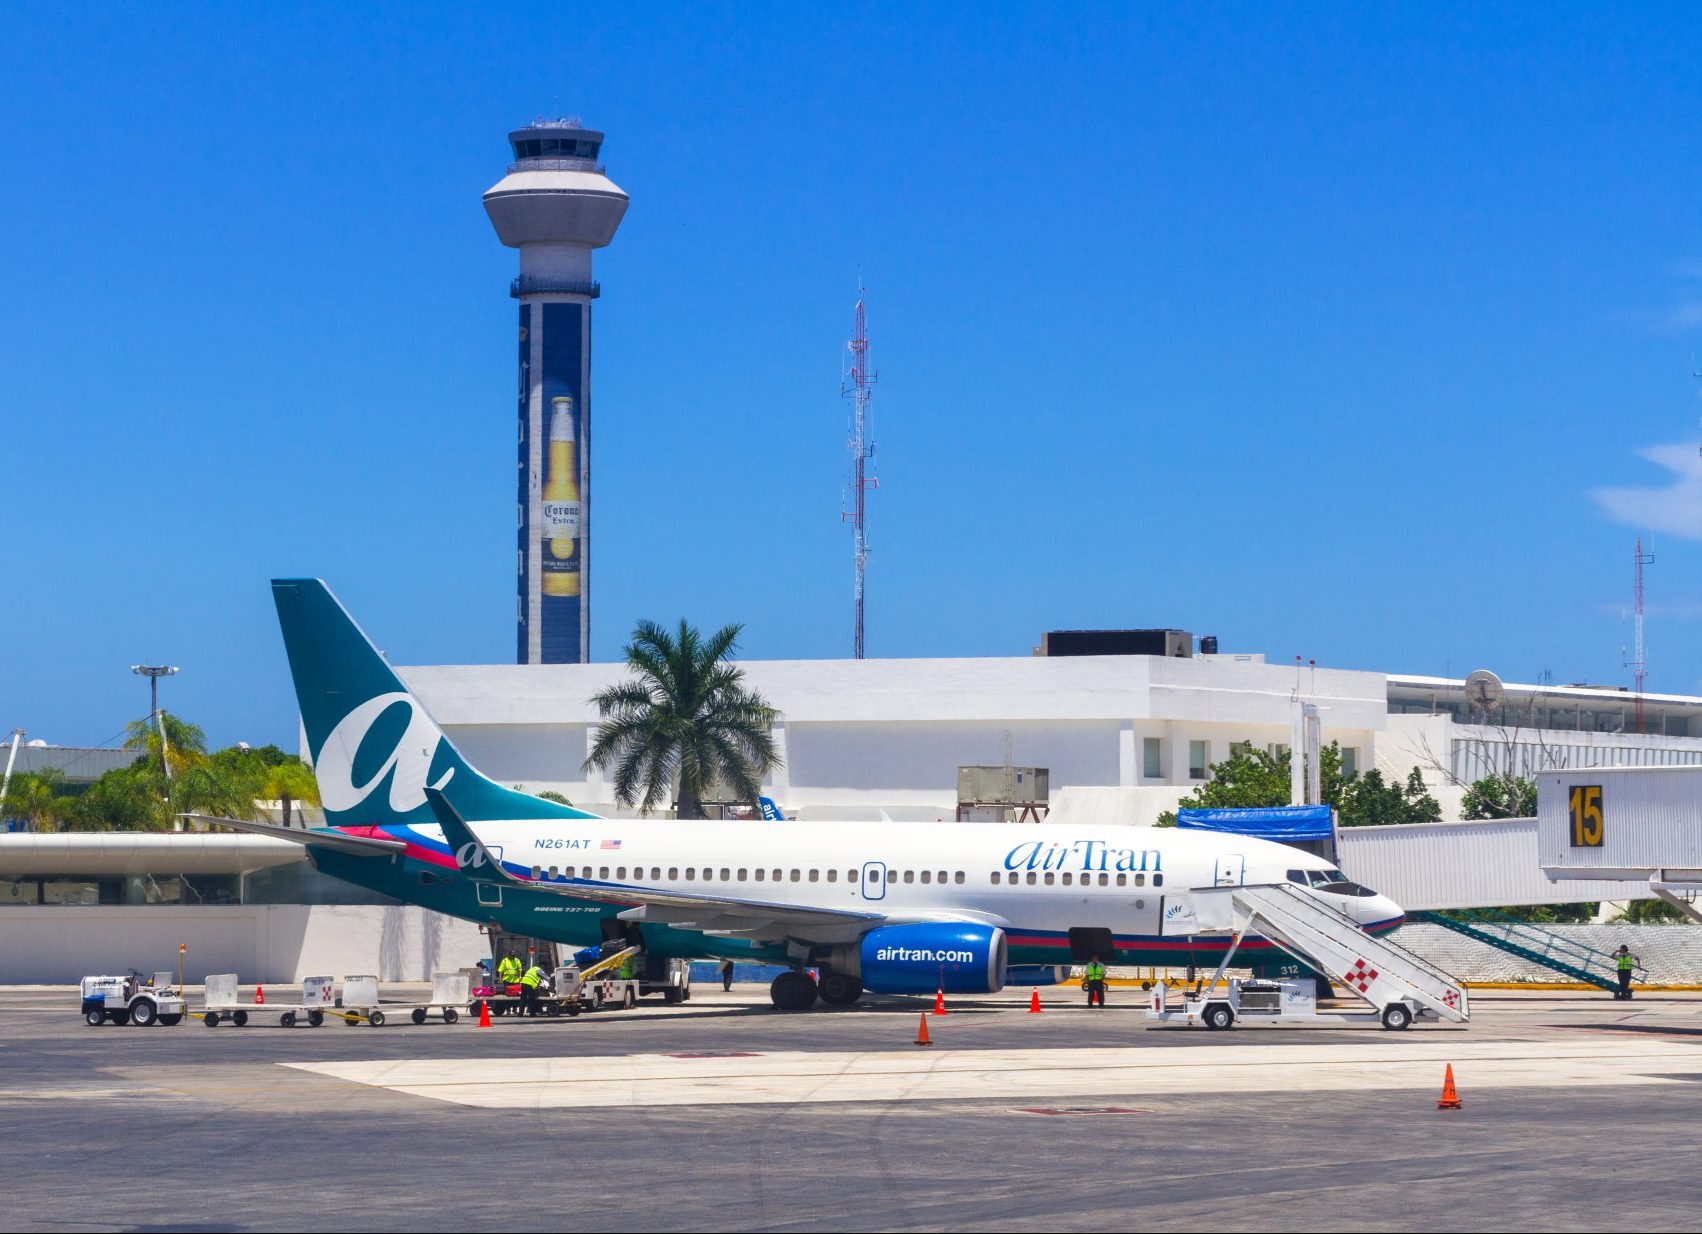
[254,985,265,1005]
[1437,1064,1462,1110]
[933,988,948,1015]
[915,1012,932,1046]
[477,1000,492,1028]
[1029,989,1043,1014]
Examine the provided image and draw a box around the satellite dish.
[1464,669,1505,714]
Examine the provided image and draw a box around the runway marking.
[284,1036,1702,1110]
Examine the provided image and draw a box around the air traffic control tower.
[484,121,628,664]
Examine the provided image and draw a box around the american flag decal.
[599,839,622,850]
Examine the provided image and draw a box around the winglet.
[424,788,519,885]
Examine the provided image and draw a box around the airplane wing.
[423,789,929,945]
[180,814,407,857]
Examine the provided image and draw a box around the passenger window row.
[986,871,1162,888]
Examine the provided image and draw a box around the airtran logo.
[876,946,976,964]
[314,692,454,814]
[454,842,489,869]
[1003,839,1161,874]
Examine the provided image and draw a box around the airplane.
[194,578,1406,1012]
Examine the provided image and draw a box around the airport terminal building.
[397,633,1702,824]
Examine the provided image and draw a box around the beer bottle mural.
[542,395,582,597]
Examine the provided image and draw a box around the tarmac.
[4,983,1701,1232]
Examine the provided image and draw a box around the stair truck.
[1147,883,1471,1031]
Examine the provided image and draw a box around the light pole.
[132,664,178,779]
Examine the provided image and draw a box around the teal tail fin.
[271,578,600,827]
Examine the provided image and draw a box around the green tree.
[585,619,780,818]
[1611,898,1689,924]
[1157,743,1347,826]
[535,789,574,807]
[123,711,208,778]
[69,765,169,830]
[0,768,71,832]
[1336,767,1442,828]
[259,761,320,828]
[1460,774,1538,820]
[1157,744,1438,828]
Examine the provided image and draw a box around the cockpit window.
[1287,870,1308,885]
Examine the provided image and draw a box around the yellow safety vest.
[1085,963,1107,981]
[1617,954,1635,972]
[520,967,543,989]
[498,957,521,981]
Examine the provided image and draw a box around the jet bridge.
[1154,883,1470,1030]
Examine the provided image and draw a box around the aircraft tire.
[770,970,819,1011]
[818,971,863,1006]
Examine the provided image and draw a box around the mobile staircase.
[1154,883,1470,1030]
[1411,909,1646,991]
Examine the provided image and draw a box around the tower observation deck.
[485,121,628,664]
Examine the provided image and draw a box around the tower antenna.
[1626,537,1655,733]
[841,283,879,659]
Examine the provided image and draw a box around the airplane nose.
[1360,895,1404,931]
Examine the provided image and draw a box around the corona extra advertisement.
[517,301,589,664]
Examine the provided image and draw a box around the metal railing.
[510,276,601,299]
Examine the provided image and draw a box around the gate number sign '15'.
[1568,784,1604,848]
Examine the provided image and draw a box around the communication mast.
[1628,537,1655,733]
[841,284,878,659]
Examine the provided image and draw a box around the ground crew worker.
[519,963,545,1015]
[496,952,522,989]
[1614,944,1639,1000]
[720,959,735,992]
[617,950,637,981]
[1084,954,1108,1008]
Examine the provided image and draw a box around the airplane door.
[860,862,887,901]
[1213,854,1245,886]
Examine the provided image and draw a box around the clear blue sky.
[5,4,1702,749]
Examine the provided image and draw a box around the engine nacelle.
[853,923,1007,995]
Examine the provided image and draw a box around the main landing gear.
[817,970,863,1007]
[769,969,864,1010]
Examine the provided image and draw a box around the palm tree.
[1,768,70,832]
[261,761,321,828]
[585,619,780,819]
[123,711,208,778]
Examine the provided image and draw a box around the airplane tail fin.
[271,578,600,828]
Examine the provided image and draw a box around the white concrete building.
[392,652,1702,824]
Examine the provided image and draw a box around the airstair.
[1191,883,1470,1025]
[1411,909,1644,991]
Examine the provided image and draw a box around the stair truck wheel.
[1381,1003,1412,1031]
[442,1007,458,1024]
[369,1010,386,1027]
[1203,1003,1235,1031]
[545,1001,562,1017]
[159,1014,182,1026]
[411,1008,427,1025]
[280,1011,298,1028]
[565,1001,581,1017]
[623,985,637,1010]
[129,998,158,1027]
[308,1010,325,1027]
[85,1008,106,1026]
[663,987,683,1005]
[202,1012,220,1027]
[231,1010,249,1028]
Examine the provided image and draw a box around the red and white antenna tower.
[1629,536,1655,733]
[841,283,878,659]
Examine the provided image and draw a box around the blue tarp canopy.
[1175,805,1335,841]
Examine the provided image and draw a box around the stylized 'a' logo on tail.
[271,579,600,828]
